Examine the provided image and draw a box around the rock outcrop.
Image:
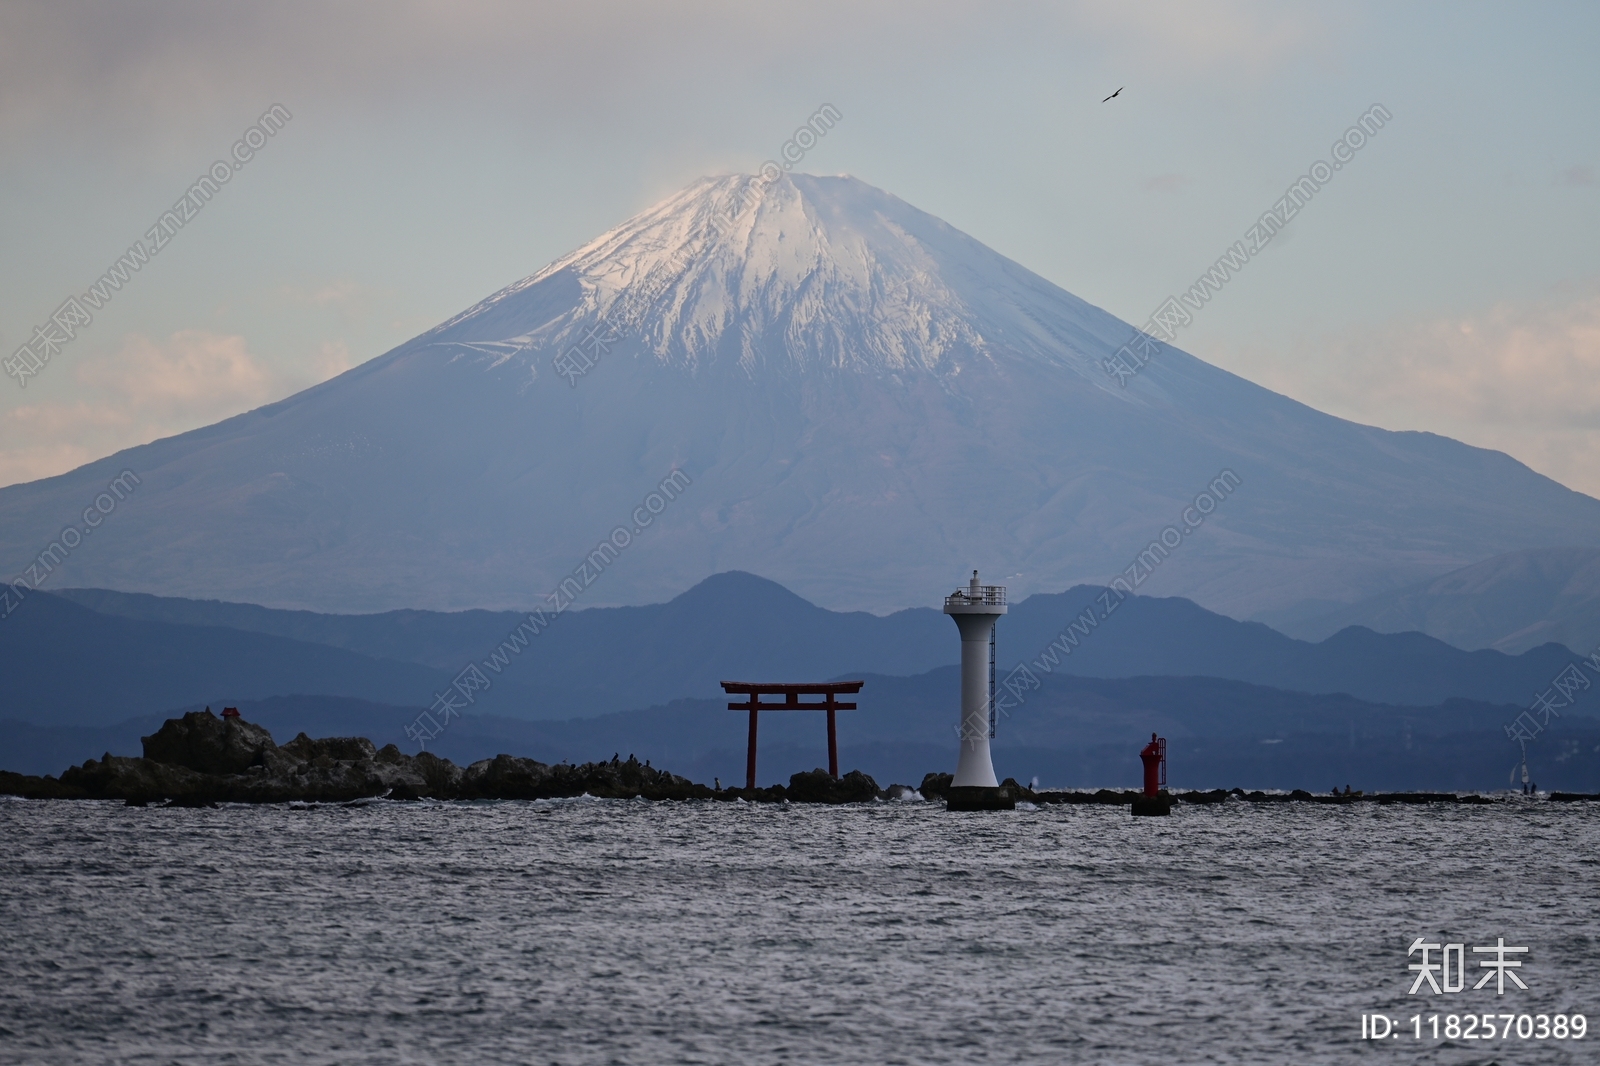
[0,710,897,806]
[452,752,712,801]
[141,711,283,775]
[3,710,915,800]
[0,710,717,805]
[786,768,881,804]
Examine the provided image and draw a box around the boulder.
[460,754,555,799]
[411,750,465,796]
[0,771,87,799]
[282,733,378,764]
[787,768,880,804]
[387,780,422,801]
[141,710,280,775]
[60,753,216,804]
[918,772,954,800]
[1000,776,1039,802]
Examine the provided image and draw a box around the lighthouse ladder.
[987,625,997,738]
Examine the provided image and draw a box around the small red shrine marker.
[720,681,864,790]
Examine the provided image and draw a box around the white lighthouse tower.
[944,570,1006,788]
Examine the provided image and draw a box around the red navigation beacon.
[1134,732,1171,816]
[1139,733,1166,797]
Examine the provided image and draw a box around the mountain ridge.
[31,572,1600,722]
[1283,546,1600,654]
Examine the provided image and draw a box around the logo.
[1408,937,1529,995]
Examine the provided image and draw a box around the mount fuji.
[3,173,1598,616]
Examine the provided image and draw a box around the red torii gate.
[721,681,864,789]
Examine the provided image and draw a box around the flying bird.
[1103,87,1123,102]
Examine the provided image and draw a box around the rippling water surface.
[2,796,1596,1064]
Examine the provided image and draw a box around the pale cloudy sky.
[2,1,1598,491]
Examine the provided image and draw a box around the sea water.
[1,796,1595,1064]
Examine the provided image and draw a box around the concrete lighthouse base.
[946,785,1017,811]
[1132,792,1173,816]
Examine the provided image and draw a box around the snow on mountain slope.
[2,173,1597,615]
[435,174,1125,381]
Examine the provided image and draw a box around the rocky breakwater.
[0,710,715,805]
[720,767,884,805]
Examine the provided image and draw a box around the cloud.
[0,407,123,491]
[1210,284,1600,496]
[75,330,275,416]
[0,330,350,488]
[0,0,1338,155]
[1560,165,1596,187]
[313,340,355,380]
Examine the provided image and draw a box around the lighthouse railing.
[944,585,1007,609]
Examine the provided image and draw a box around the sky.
[2,0,1598,493]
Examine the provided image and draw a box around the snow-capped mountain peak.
[432,173,1126,383]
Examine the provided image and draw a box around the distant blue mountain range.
[25,572,1600,724]
[4,572,1598,790]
